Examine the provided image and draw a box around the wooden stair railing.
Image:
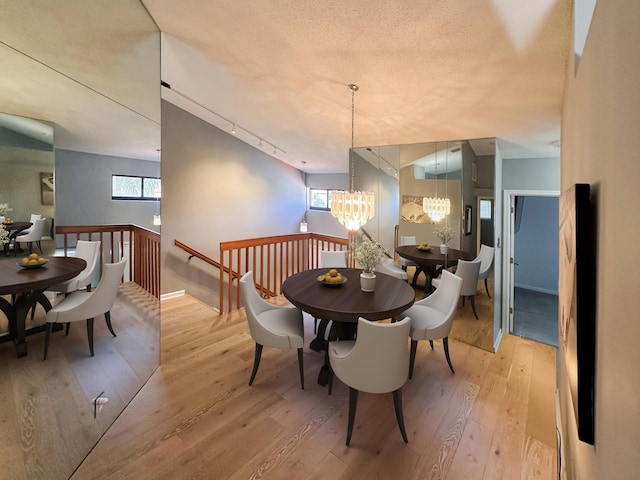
[56,224,160,298]
[218,232,351,314]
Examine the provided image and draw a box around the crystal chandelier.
[330,84,375,231]
[423,142,451,222]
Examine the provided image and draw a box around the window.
[479,199,493,220]
[112,175,161,200]
[309,188,333,211]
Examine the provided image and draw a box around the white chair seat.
[257,308,304,349]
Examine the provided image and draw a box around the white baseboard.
[493,328,503,353]
[161,290,185,301]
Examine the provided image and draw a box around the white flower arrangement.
[0,203,12,216]
[434,225,456,244]
[354,238,386,273]
[0,224,9,245]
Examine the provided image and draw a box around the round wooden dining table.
[2,221,32,256]
[395,245,472,292]
[0,256,86,357]
[282,267,415,385]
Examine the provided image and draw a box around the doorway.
[503,191,560,346]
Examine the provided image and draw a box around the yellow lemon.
[318,275,325,282]
[328,269,338,277]
[37,257,46,264]
[20,258,29,265]
[28,253,39,260]
[28,259,39,265]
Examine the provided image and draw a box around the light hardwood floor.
[0,282,159,480]
[72,293,557,479]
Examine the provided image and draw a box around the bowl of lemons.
[18,253,48,269]
[317,268,347,286]
[417,243,432,251]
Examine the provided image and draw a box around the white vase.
[440,244,450,254]
[360,272,376,292]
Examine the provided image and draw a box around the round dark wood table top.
[395,245,472,268]
[2,221,32,234]
[0,256,87,295]
[282,267,415,323]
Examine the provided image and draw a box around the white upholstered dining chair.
[14,217,46,255]
[43,259,126,360]
[48,240,101,294]
[404,270,463,376]
[328,316,411,446]
[240,271,305,389]
[432,258,481,320]
[475,244,495,298]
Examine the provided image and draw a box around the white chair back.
[319,250,347,268]
[72,240,102,289]
[376,257,408,280]
[400,236,417,246]
[17,217,46,242]
[456,259,481,297]
[477,244,495,279]
[330,317,410,394]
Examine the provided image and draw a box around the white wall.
[560,1,640,478]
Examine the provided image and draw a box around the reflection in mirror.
[0,2,161,478]
[353,145,399,256]
[356,138,496,352]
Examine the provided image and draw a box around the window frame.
[112,174,161,201]
[309,188,333,211]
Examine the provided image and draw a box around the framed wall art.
[40,172,54,206]
[559,183,596,444]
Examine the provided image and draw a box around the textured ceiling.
[147,0,572,172]
[0,1,571,172]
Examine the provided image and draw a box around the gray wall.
[0,145,54,234]
[502,156,560,191]
[55,149,160,241]
[514,196,559,294]
[161,101,305,306]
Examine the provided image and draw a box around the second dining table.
[0,256,87,357]
[2,221,32,256]
[282,267,415,385]
[395,245,472,293]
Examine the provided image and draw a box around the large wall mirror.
[0,2,160,478]
[355,138,497,352]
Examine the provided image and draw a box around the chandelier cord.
[349,84,358,192]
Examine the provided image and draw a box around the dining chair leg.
[346,387,359,446]
[65,323,71,336]
[429,339,434,349]
[409,339,418,379]
[87,318,95,356]
[393,388,409,443]
[313,317,318,334]
[104,311,117,337]
[297,347,304,390]
[43,322,53,360]
[328,366,334,395]
[484,278,491,298]
[470,296,479,320]
[249,343,263,385]
[443,337,455,373]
